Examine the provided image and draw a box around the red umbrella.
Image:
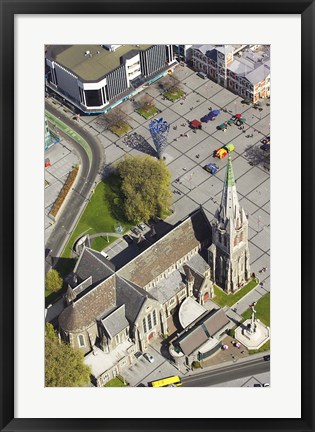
[234,113,242,118]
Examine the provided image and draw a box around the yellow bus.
[149,375,182,387]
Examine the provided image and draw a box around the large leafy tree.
[45,323,91,387]
[45,269,63,293]
[116,155,172,223]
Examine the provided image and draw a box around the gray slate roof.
[186,253,210,276]
[74,247,115,287]
[117,209,212,288]
[101,305,129,338]
[150,269,186,304]
[116,276,148,324]
[203,309,230,337]
[59,275,116,332]
[245,61,270,84]
[178,326,207,356]
[175,309,230,356]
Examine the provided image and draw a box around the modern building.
[57,156,250,385]
[191,44,270,103]
[45,44,177,114]
[173,44,193,63]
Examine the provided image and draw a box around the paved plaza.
[48,64,270,289]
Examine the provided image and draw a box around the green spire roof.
[225,154,235,187]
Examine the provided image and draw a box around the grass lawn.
[61,176,133,260]
[242,292,270,326]
[213,279,259,307]
[247,339,270,355]
[104,376,128,387]
[110,121,132,137]
[136,105,159,119]
[164,88,185,102]
[91,235,117,252]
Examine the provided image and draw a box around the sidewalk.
[183,349,270,379]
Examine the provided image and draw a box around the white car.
[143,353,154,363]
[263,383,270,387]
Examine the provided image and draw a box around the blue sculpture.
[149,118,170,159]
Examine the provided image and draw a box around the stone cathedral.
[208,155,250,293]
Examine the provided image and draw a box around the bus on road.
[149,375,182,388]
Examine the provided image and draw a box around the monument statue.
[248,301,257,334]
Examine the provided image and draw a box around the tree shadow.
[244,144,270,170]
[54,257,76,279]
[102,176,129,223]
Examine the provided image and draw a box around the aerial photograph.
[44,44,270,388]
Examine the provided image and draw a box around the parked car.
[143,353,154,363]
[131,227,140,236]
[123,234,133,244]
[264,355,270,361]
[197,71,207,79]
[134,351,143,359]
[263,383,270,387]
[204,163,219,174]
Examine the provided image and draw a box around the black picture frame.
[0,1,314,431]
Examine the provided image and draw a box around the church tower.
[208,155,250,293]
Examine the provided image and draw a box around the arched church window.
[78,334,85,347]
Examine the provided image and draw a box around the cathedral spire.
[219,155,240,224]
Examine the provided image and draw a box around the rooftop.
[150,269,186,304]
[186,253,210,276]
[74,247,115,288]
[178,297,207,329]
[175,309,230,356]
[101,304,129,339]
[46,45,152,82]
[59,275,116,332]
[117,209,212,288]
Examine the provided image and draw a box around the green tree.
[116,155,172,223]
[45,269,63,292]
[45,323,91,387]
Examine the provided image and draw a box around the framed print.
[0,1,314,431]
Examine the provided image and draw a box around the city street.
[44,102,104,272]
[182,355,270,387]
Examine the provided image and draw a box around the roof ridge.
[117,209,204,275]
[86,247,115,272]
